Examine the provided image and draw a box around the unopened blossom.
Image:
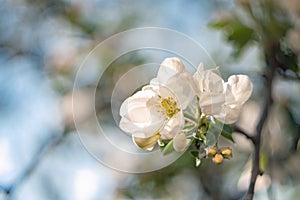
[212,153,224,164]
[221,147,233,159]
[214,74,253,124]
[206,146,218,157]
[193,64,225,116]
[193,64,253,124]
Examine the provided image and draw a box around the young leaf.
[221,124,235,143]
[206,122,222,146]
[211,120,235,143]
[162,140,174,155]
[184,124,196,131]
[190,150,199,158]
[206,130,217,146]
[210,16,254,58]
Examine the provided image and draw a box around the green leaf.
[229,23,254,57]
[210,20,231,29]
[162,140,174,155]
[206,122,222,146]
[210,17,254,58]
[277,42,299,74]
[206,129,217,146]
[221,124,235,143]
[190,150,199,158]
[211,120,235,143]
[184,113,197,123]
[184,124,196,131]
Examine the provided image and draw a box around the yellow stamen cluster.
[160,97,180,119]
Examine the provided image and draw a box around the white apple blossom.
[214,74,253,124]
[150,57,195,109]
[193,64,225,116]
[193,64,253,124]
[119,57,195,151]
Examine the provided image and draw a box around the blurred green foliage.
[210,0,300,76]
[1,0,300,199]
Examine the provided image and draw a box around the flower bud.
[206,146,218,157]
[221,147,232,159]
[212,154,223,164]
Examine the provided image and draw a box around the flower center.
[160,96,180,119]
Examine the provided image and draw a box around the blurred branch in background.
[0,0,300,199]
[0,133,67,199]
[0,0,146,199]
[211,0,300,199]
[234,126,255,142]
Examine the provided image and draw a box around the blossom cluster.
[119,57,252,164]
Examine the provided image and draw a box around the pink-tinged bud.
[212,154,223,164]
[221,147,232,159]
[206,146,218,157]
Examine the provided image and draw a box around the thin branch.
[244,42,276,200]
[277,68,300,81]
[233,126,255,143]
[1,133,67,199]
[0,185,9,195]
[278,73,300,82]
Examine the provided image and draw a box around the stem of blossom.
[196,96,202,119]
[184,113,198,124]
[244,42,276,200]
[184,124,196,130]
[183,124,197,133]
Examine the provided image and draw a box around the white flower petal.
[226,75,253,105]
[193,63,224,96]
[173,133,191,152]
[149,77,159,86]
[119,85,165,138]
[160,112,185,140]
[199,92,225,115]
[165,72,195,109]
[151,57,195,110]
[120,89,157,118]
[119,115,164,138]
[119,98,129,117]
[193,64,225,115]
[214,104,242,124]
[157,57,185,84]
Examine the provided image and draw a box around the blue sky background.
[1,0,299,199]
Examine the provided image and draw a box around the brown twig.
[244,42,276,200]
[233,126,255,143]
